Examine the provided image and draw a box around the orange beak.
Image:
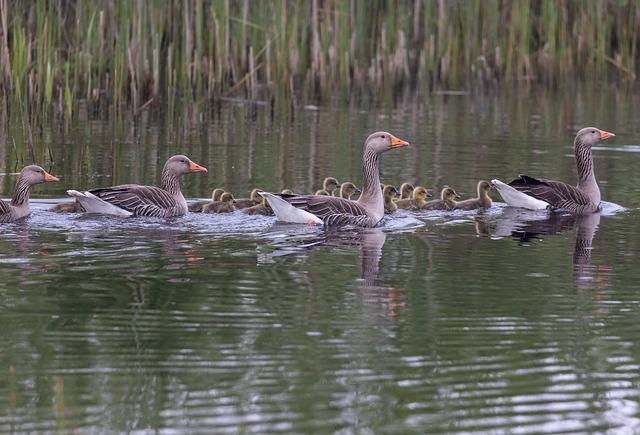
[391,134,410,149]
[189,161,208,172]
[600,130,615,140]
[44,171,60,182]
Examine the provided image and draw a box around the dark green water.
[1,89,640,433]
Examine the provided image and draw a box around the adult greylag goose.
[0,165,60,223]
[188,188,225,212]
[492,127,615,213]
[68,155,207,217]
[338,182,361,199]
[234,188,262,209]
[261,132,409,227]
[395,186,430,210]
[383,185,400,214]
[49,198,85,213]
[454,180,493,211]
[397,182,415,200]
[421,187,459,211]
[203,192,236,213]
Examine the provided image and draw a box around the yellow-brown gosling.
[421,187,459,211]
[397,182,415,200]
[320,177,341,195]
[394,186,430,210]
[242,196,273,216]
[49,198,85,213]
[188,188,225,212]
[383,185,400,214]
[235,188,262,209]
[339,182,361,199]
[454,180,493,211]
[203,192,236,213]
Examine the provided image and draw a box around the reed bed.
[0,0,637,122]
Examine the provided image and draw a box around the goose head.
[399,182,415,199]
[575,127,615,149]
[412,186,430,201]
[364,132,410,154]
[165,155,208,176]
[21,165,60,184]
[322,177,341,193]
[383,185,400,200]
[477,180,493,198]
[250,188,262,202]
[220,192,235,204]
[211,188,226,201]
[339,182,361,199]
[442,187,460,202]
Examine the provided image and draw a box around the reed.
[0,0,637,121]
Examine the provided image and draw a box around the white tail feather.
[491,180,549,210]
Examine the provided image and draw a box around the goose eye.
[380,135,386,139]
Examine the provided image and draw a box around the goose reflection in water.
[492,208,611,292]
[258,226,402,315]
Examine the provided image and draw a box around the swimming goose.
[492,127,615,213]
[454,180,493,211]
[0,165,60,223]
[68,155,207,217]
[188,188,225,212]
[395,186,430,210]
[421,187,459,211]
[339,182,361,199]
[397,182,415,200]
[203,192,236,213]
[234,188,262,209]
[261,132,410,227]
[383,185,400,214]
[49,198,85,213]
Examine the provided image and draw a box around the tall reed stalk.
[0,0,636,122]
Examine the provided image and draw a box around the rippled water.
[2,89,640,433]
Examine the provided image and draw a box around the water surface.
[1,89,640,433]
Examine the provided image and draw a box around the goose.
[260,132,409,226]
[395,186,430,210]
[203,192,236,213]
[234,188,262,209]
[68,155,207,217]
[0,165,60,223]
[320,177,341,195]
[454,180,493,211]
[492,127,615,213]
[397,182,415,200]
[188,188,225,212]
[315,189,330,195]
[421,187,459,211]
[49,198,85,213]
[338,182,361,199]
[383,185,400,214]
